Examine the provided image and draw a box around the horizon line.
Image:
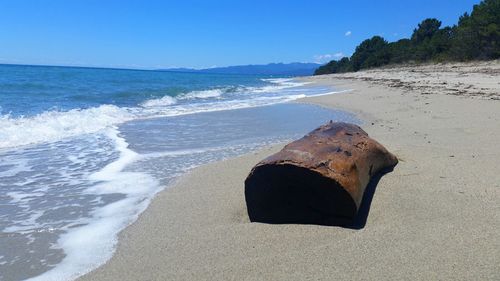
[0,61,323,72]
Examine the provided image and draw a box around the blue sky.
[0,0,480,69]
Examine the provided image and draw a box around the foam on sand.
[26,127,160,281]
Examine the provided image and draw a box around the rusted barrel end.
[244,121,398,226]
[245,164,357,226]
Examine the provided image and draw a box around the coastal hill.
[160,62,321,76]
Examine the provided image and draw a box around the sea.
[0,64,357,281]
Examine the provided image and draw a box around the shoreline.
[80,63,499,280]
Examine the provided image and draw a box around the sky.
[0,0,481,69]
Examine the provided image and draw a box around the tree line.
[314,0,499,75]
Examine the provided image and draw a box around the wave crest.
[0,78,329,149]
[140,95,177,107]
[181,88,224,99]
[0,105,134,148]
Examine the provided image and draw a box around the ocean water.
[0,64,357,280]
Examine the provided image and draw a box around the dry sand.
[80,62,500,281]
[316,60,500,100]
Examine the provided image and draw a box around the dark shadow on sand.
[342,166,396,230]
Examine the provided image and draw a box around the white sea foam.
[139,146,228,159]
[27,127,160,281]
[140,95,177,107]
[305,89,354,98]
[139,93,308,118]
[142,88,226,109]
[248,78,309,93]
[0,105,134,149]
[181,88,224,99]
[0,157,32,177]
[262,77,309,87]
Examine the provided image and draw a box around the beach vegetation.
[350,36,390,71]
[314,57,352,75]
[314,0,500,75]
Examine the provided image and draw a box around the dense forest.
[314,0,499,75]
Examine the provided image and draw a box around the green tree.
[451,0,500,60]
[350,36,389,71]
[471,0,500,59]
[336,57,353,72]
[314,60,338,75]
[411,18,442,44]
[451,13,483,60]
[387,39,413,64]
[313,57,352,75]
[411,19,446,61]
[429,27,453,60]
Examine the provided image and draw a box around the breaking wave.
[0,78,333,149]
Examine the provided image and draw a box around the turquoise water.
[0,64,269,117]
[0,64,357,280]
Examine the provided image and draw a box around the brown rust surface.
[245,121,398,226]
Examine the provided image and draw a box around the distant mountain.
[160,63,321,76]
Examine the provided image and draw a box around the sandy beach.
[80,61,500,281]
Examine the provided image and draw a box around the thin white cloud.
[313,52,345,63]
[314,54,332,62]
[345,31,352,36]
[333,52,344,58]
